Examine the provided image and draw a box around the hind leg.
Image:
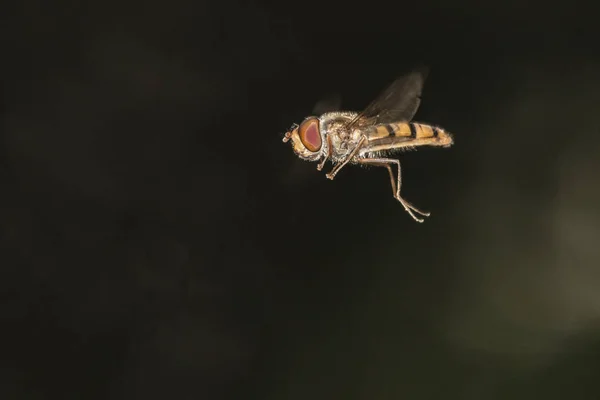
[358,157,430,223]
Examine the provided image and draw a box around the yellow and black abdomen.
[366,122,453,153]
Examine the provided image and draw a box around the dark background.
[2,0,600,399]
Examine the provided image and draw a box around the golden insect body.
[282,68,454,223]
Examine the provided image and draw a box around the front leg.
[317,135,332,171]
[326,136,366,180]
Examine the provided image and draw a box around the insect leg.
[325,136,366,180]
[317,135,332,171]
[357,157,430,223]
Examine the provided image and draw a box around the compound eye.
[298,118,322,152]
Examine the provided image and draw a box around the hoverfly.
[282,67,453,223]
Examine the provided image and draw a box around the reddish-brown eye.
[298,118,321,152]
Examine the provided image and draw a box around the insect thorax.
[319,111,362,162]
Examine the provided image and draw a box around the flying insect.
[282,67,453,222]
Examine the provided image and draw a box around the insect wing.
[345,67,429,129]
[312,92,342,115]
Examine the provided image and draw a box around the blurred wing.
[312,92,342,115]
[345,67,429,129]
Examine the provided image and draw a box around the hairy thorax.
[319,111,364,163]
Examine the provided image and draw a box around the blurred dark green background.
[2,0,600,399]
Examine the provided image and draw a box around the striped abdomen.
[365,122,453,153]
